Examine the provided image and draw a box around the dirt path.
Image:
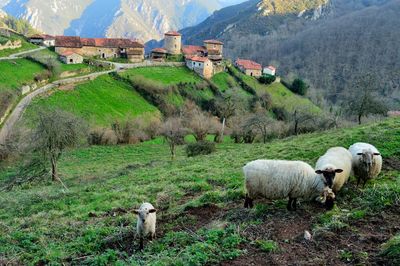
[0,46,46,61]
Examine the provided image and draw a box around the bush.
[272,107,289,121]
[259,74,276,85]
[290,78,309,96]
[186,141,216,157]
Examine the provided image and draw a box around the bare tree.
[182,101,221,142]
[292,107,317,135]
[343,74,388,124]
[159,117,187,159]
[31,108,86,184]
[244,112,274,144]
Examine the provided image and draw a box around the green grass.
[229,65,320,113]
[211,72,240,92]
[0,34,38,58]
[25,74,160,126]
[25,48,100,77]
[0,59,47,92]
[0,117,399,265]
[381,234,400,264]
[120,66,203,85]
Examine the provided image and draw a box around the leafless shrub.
[159,117,188,159]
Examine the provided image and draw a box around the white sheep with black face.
[134,202,157,250]
[315,147,352,194]
[349,142,382,187]
[243,160,335,211]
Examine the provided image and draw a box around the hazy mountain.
[181,0,400,108]
[0,0,246,40]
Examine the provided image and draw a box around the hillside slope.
[181,0,399,108]
[1,117,399,264]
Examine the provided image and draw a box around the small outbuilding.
[29,34,55,47]
[263,65,276,76]
[59,51,83,64]
[235,59,262,78]
[151,48,168,61]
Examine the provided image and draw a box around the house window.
[69,59,73,63]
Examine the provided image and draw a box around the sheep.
[315,147,352,194]
[349,142,382,187]
[134,202,157,250]
[243,160,335,211]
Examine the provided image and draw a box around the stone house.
[29,34,55,47]
[235,59,262,78]
[0,39,21,51]
[263,65,276,76]
[186,56,213,79]
[150,48,168,61]
[203,40,223,64]
[59,51,83,64]
[55,36,144,62]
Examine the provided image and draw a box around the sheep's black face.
[325,196,335,210]
[316,169,343,189]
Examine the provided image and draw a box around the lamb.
[134,202,157,250]
[349,142,382,187]
[243,160,335,211]
[315,147,352,193]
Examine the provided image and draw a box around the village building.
[182,45,208,58]
[29,34,55,47]
[235,59,262,78]
[263,65,276,76]
[203,40,223,64]
[150,48,168,61]
[186,56,214,79]
[0,38,21,51]
[55,36,144,63]
[164,31,182,55]
[59,51,83,64]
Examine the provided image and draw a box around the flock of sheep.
[134,142,382,249]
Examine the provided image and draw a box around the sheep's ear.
[149,209,157,213]
[315,170,323,174]
[335,169,343,173]
[373,153,381,156]
[133,210,139,215]
[357,152,363,155]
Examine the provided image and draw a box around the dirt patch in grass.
[58,84,76,91]
[383,157,400,171]
[221,205,400,266]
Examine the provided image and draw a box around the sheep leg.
[362,178,368,188]
[150,232,156,241]
[139,237,144,250]
[356,176,361,187]
[287,197,297,211]
[244,194,254,209]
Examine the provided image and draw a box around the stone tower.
[164,31,182,55]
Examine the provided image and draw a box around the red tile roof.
[55,36,82,48]
[186,56,210,63]
[56,36,144,48]
[151,48,168,53]
[235,59,262,70]
[60,51,81,57]
[165,31,182,36]
[204,39,224,45]
[182,45,207,56]
[30,34,55,40]
[81,38,144,48]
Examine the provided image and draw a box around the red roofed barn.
[55,36,144,63]
[235,59,262,78]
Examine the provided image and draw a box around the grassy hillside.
[0,59,47,92]
[211,72,240,92]
[119,67,216,108]
[25,75,160,126]
[0,33,37,57]
[0,118,399,265]
[120,67,203,85]
[229,66,320,112]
